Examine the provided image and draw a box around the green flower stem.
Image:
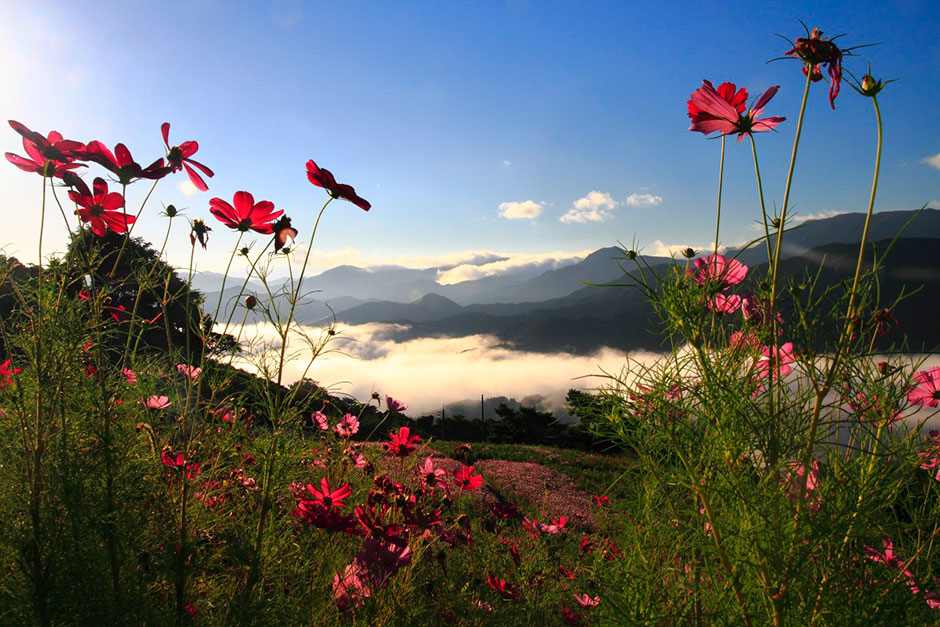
[749,136,772,264]
[109,178,159,277]
[715,135,725,256]
[277,197,332,387]
[217,238,274,340]
[122,215,175,364]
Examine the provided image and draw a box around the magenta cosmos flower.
[386,395,407,412]
[69,177,134,236]
[688,80,748,134]
[303,477,353,509]
[908,367,940,407]
[334,413,360,437]
[161,122,214,191]
[1,358,22,387]
[306,160,371,211]
[144,395,171,409]
[785,27,844,109]
[84,140,169,185]
[385,426,421,457]
[687,81,785,143]
[209,191,283,234]
[689,253,748,290]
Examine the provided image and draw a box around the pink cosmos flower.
[573,593,600,608]
[783,459,821,511]
[122,367,137,383]
[385,426,421,458]
[332,563,371,612]
[919,431,940,482]
[334,413,360,437]
[756,342,795,381]
[176,363,202,379]
[908,367,940,407]
[306,159,371,211]
[688,80,748,135]
[311,411,329,430]
[144,395,171,409]
[418,455,447,487]
[161,122,214,191]
[454,465,483,492]
[524,517,567,534]
[708,293,742,315]
[386,395,407,412]
[209,191,283,234]
[689,254,748,290]
[687,81,785,142]
[69,177,134,236]
[1,358,22,387]
[865,536,917,587]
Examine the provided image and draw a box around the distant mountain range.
[200,208,940,354]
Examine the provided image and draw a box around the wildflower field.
[1,24,939,626]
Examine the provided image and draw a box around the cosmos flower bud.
[245,295,257,310]
[681,247,696,259]
[165,204,178,217]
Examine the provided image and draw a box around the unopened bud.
[165,204,178,217]
[625,249,637,260]
[681,247,696,259]
[245,295,257,310]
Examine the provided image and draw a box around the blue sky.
[2,0,938,277]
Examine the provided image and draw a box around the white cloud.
[435,249,592,285]
[502,160,512,168]
[625,193,663,207]
[923,153,940,170]
[788,210,847,225]
[928,200,940,209]
[498,200,543,220]
[560,191,618,224]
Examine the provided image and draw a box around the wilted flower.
[784,27,845,109]
[190,218,211,249]
[270,215,298,253]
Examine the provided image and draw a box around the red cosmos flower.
[303,477,353,509]
[385,426,421,458]
[785,27,844,109]
[84,140,169,185]
[209,191,283,234]
[5,120,85,177]
[487,575,521,601]
[908,367,940,408]
[161,449,201,481]
[687,81,785,142]
[454,464,483,492]
[592,494,609,507]
[688,80,748,135]
[160,122,214,191]
[1,358,22,387]
[306,160,371,211]
[69,177,134,236]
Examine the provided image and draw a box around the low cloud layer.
[230,322,654,416]
[435,249,591,285]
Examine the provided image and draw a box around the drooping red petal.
[183,156,214,177]
[5,152,41,173]
[86,141,118,168]
[752,85,780,112]
[182,162,209,191]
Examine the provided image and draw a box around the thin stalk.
[715,135,725,257]
[122,215,175,364]
[109,178,159,276]
[749,136,773,263]
[277,198,332,387]
[214,231,245,319]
